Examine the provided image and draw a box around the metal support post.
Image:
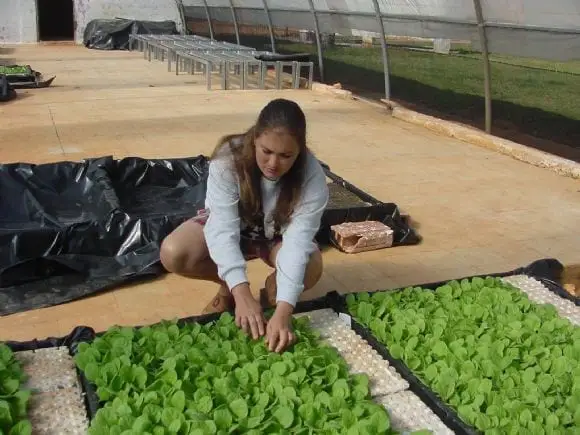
[261,0,276,53]
[473,0,493,134]
[228,0,241,45]
[201,0,215,40]
[307,0,324,82]
[174,0,188,35]
[371,0,391,100]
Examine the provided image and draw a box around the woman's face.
[255,128,300,180]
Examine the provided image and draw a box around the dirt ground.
[0,44,579,341]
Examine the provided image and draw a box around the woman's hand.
[231,283,266,340]
[266,303,296,353]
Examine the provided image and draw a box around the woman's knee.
[304,249,323,290]
[160,235,188,273]
[160,221,207,274]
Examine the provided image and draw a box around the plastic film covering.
[83,18,179,50]
[0,156,209,316]
[188,0,580,60]
[0,156,419,316]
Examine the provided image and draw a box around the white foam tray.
[29,388,89,435]
[16,347,89,434]
[295,309,409,396]
[16,346,81,393]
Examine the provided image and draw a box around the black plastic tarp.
[83,18,178,50]
[0,155,420,316]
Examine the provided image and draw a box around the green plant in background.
[0,344,32,435]
[75,313,398,434]
[347,277,580,434]
[0,66,31,76]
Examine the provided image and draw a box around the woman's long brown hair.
[210,99,308,232]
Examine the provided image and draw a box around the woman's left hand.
[265,303,296,353]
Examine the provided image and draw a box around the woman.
[160,98,329,353]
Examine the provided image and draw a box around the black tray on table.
[318,160,421,247]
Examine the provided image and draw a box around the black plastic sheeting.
[0,155,420,316]
[255,53,312,63]
[4,326,95,354]
[334,258,575,435]
[83,18,178,50]
[0,74,17,102]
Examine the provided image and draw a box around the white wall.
[0,0,183,44]
[73,0,183,42]
[0,0,38,43]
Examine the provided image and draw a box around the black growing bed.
[0,155,420,316]
[68,295,348,421]
[2,258,575,433]
[331,257,578,435]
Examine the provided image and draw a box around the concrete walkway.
[1,45,578,341]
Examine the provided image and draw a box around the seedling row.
[346,274,580,434]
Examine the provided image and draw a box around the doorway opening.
[37,0,75,41]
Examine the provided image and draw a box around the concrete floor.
[1,45,579,341]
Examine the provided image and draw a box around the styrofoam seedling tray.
[15,347,82,393]
[502,275,580,325]
[294,308,338,322]
[309,318,356,339]
[318,326,410,396]
[29,388,89,435]
[339,344,409,396]
[295,309,366,340]
[378,391,454,435]
[322,326,372,354]
[295,310,410,395]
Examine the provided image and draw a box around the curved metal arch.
[371,0,391,100]
[201,0,215,40]
[228,0,241,45]
[307,0,325,82]
[261,0,276,53]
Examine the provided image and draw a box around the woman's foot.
[202,284,235,314]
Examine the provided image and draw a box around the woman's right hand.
[231,283,266,340]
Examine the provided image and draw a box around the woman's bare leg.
[160,220,219,281]
[160,220,233,313]
[261,242,323,307]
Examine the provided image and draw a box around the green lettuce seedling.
[0,344,32,435]
[347,277,580,434]
[76,313,397,434]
